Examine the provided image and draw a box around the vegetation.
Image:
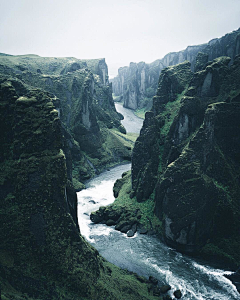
[131,56,240,268]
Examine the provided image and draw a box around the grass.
[160,90,185,137]
[97,260,161,300]
[112,172,162,233]
[134,107,147,119]
[110,129,138,144]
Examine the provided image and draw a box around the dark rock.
[127,223,138,237]
[152,286,161,296]
[89,200,96,204]
[115,220,130,231]
[163,295,172,300]
[148,276,158,285]
[173,289,182,299]
[90,211,104,223]
[107,210,121,221]
[120,225,132,233]
[224,269,240,293]
[30,213,46,246]
[127,230,135,237]
[139,227,148,234]
[160,284,171,294]
[148,230,156,235]
[131,223,137,233]
[106,219,117,226]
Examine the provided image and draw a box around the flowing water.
[115,102,143,134]
[77,104,240,300]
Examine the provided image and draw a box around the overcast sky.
[0,0,240,78]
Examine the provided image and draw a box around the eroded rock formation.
[131,55,240,266]
[0,54,132,189]
[112,28,240,111]
[0,74,161,300]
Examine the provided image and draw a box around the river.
[77,103,240,300]
[115,102,143,134]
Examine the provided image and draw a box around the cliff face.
[112,28,240,111]
[131,55,240,266]
[0,76,100,298]
[0,76,161,300]
[0,54,131,189]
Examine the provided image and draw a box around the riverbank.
[78,164,240,300]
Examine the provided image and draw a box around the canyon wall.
[0,59,159,299]
[0,54,132,190]
[131,55,240,266]
[112,28,240,111]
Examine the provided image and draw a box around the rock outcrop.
[0,75,162,300]
[0,54,132,189]
[131,55,240,266]
[112,28,240,111]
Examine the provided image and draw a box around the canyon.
[111,28,240,113]
[1,27,240,299]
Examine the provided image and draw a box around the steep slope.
[131,55,240,266]
[111,28,240,111]
[0,76,162,300]
[0,54,132,189]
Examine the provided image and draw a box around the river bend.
[77,104,239,300]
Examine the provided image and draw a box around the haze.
[0,0,240,78]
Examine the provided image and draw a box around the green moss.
[72,177,85,190]
[97,261,160,300]
[160,90,186,138]
[200,241,240,266]
[112,173,162,233]
[134,107,147,119]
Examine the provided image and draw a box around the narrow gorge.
[0,27,240,299]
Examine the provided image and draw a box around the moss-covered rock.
[0,54,129,189]
[111,28,240,111]
[132,61,192,202]
[0,76,163,300]
[131,55,240,267]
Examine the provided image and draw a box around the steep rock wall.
[112,28,240,111]
[0,54,131,188]
[0,76,160,300]
[131,55,240,265]
[0,76,100,297]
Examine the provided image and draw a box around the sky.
[0,0,240,78]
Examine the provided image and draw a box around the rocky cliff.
[0,54,132,190]
[112,28,240,112]
[131,55,240,266]
[0,75,162,299]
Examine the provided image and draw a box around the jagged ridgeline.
[111,28,240,115]
[0,54,132,190]
[0,60,161,299]
[131,55,240,266]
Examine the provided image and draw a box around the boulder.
[139,227,148,234]
[106,219,117,226]
[127,223,138,237]
[160,284,171,294]
[120,225,132,233]
[90,211,104,223]
[127,230,134,237]
[89,200,96,204]
[173,289,182,299]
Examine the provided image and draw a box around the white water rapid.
[77,103,240,300]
